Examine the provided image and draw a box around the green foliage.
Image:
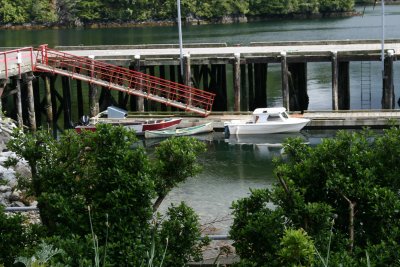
[0,206,39,266]
[7,125,207,266]
[230,188,285,265]
[159,202,209,266]
[0,0,355,25]
[231,128,400,266]
[277,228,316,267]
[15,242,64,267]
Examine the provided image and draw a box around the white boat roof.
[253,107,287,115]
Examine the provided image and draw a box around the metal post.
[381,0,385,79]
[177,0,184,76]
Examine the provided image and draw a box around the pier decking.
[1,40,400,131]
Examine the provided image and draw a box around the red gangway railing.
[34,45,215,116]
[0,47,35,78]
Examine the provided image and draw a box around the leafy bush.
[231,128,400,266]
[7,124,207,266]
[0,206,39,266]
[159,202,209,266]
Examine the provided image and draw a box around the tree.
[230,128,400,266]
[7,124,207,266]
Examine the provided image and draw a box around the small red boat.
[75,106,182,135]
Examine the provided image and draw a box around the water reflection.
[157,130,342,234]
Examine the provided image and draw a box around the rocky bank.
[0,116,39,223]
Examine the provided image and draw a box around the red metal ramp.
[34,45,215,116]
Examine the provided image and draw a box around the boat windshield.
[281,112,289,119]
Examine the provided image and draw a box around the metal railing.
[35,45,215,116]
[0,47,34,78]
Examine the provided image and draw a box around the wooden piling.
[331,51,339,110]
[133,54,144,112]
[25,72,36,131]
[281,52,290,111]
[183,53,192,87]
[233,53,241,112]
[61,75,73,129]
[382,50,395,109]
[76,79,84,118]
[43,75,53,126]
[33,76,41,128]
[240,64,248,111]
[88,55,99,117]
[13,77,23,127]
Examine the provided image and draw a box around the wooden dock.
[165,110,400,130]
[1,40,400,131]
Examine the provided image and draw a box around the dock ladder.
[360,61,372,109]
[34,45,215,117]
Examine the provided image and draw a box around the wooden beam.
[233,53,241,112]
[25,72,36,131]
[281,52,290,111]
[382,50,395,109]
[331,51,339,110]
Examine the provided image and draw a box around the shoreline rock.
[0,117,39,223]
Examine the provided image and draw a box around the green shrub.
[0,206,38,266]
[230,128,400,266]
[7,125,207,266]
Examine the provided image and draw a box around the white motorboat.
[224,107,310,135]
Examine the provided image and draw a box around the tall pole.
[381,0,385,79]
[177,0,184,76]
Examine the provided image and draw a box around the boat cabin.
[252,108,289,123]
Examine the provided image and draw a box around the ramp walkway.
[1,45,215,117]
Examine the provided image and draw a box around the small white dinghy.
[144,122,214,139]
[224,107,310,135]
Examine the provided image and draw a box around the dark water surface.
[157,131,334,234]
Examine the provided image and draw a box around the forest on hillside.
[0,0,355,26]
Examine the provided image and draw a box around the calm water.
[1,6,399,231]
[156,131,333,234]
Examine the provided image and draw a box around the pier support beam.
[288,62,308,111]
[338,61,350,110]
[14,77,23,127]
[281,52,290,111]
[382,50,395,109]
[61,75,73,129]
[25,72,36,131]
[133,54,144,112]
[43,75,53,127]
[183,53,192,87]
[89,55,99,117]
[233,53,241,111]
[331,51,339,110]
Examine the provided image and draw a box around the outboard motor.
[80,115,90,126]
[224,125,230,138]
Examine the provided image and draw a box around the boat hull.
[225,118,310,135]
[76,118,182,134]
[145,122,213,139]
